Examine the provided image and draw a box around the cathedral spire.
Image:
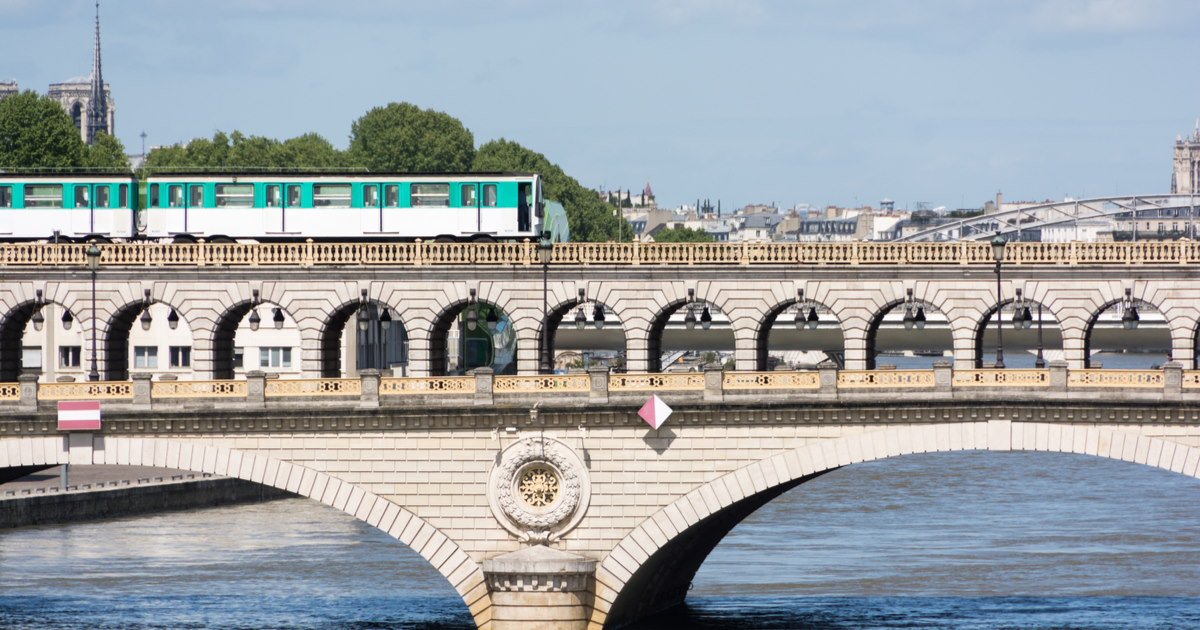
[85,1,108,145]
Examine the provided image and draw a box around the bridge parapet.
[4,366,1199,415]
[4,240,1200,268]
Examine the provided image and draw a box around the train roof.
[141,170,539,178]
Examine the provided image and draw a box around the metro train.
[0,171,569,242]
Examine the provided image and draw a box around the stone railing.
[3,364,1196,412]
[4,240,1200,268]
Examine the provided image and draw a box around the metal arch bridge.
[896,194,1200,242]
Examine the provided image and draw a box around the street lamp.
[61,309,73,330]
[1034,302,1046,369]
[1121,288,1140,330]
[592,303,606,329]
[379,307,392,332]
[700,306,712,330]
[273,307,286,330]
[167,308,179,330]
[537,232,553,373]
[991,232,1006,369]
[574,306,586,330]
[684,306,697,330]
[794,289,807,330]
[85,242,101,382]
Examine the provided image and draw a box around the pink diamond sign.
[638,394,673,429]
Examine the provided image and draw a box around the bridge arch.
[0,435,493,627]
[1081,294,1171,369]
[646,295,734,373]
[971,297,1063,368]
[754,297,844,371]
[318,298,407,377]
[104,297,195,381]
[864,295,952,370]
[536,292,626,374]
[211,298,301,380]
[0,296,91,382]
[429,298,518,376]
[591,422,1200,628]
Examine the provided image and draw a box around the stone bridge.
[2,365,1199,628]
[3,240,1200,382]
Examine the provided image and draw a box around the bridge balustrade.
[4,365,1198,412]
[4,240,1200,268]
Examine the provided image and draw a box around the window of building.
[313,184,351,207]
[363,184,378,207]
[119,184,128,208]
[233,346,245,369]
[287,185,301,207]
[168,185,183,208]
[169,346,191,368]
[0,185,12,208]
[483,184,497,207]
[259,347,292,368]
[24,185,62,208]
[461,185,476,207]
[74,186,89,207]
[133,346,158,369]
[384,185,400,207]
[265,185,281,208]
[22,346,41,369]
[189,186,204,207]
[411,183,449,207]
[95,186,110,208]
[59,346,81,369]
[215,184,254,208]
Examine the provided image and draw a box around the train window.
[24,184,62,208]
[149,185,159,207]
[0,186,10,208]
[313,184,351,207]
[215,184,254,208]
[483,185,497,207]
[384,185,400,207]
[168,185,183,208]
[460,185,476,207]
[189,186,204,207]
[411,183,449,207]
[74,187,89,207]
[119,184,128,208]
[265,185,281,208]
[363,185,379,207]
[287,185,301,207]
[95,186,110,208]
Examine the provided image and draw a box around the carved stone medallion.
[488,436,590,543]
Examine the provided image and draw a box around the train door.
[458,183,481,234]
[517,182,532,233]
[263,184,284,233]
[183,184,204,234]
[71,184,94,235]
[361,183,384,234]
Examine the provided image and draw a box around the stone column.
[933,360,953,392]
[473,367,494,405]
[818,360,838,395]
[18,373,38,412]
[1163,362,1183,399]
[482,545,597,630]
[132,373,153,406]
[246,370,266,406]
[703,366,724,402]
[588,367,609,404]
[359,368,380,408]
[1048,360,1068,392]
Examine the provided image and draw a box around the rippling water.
[1,451,1198,629]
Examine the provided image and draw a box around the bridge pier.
[483,546,596,630]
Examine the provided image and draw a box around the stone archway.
[755,298,844,371]
[864,297,952,370]
[646,298,733,373]
[211,300,301,379]
[0,435,493,628]
[972,297,1063,368]
[1082,296,1171,369]
[536,297,626,374]
[429,299,517,376]
[319,299,407,378]
[591,423,1200,628]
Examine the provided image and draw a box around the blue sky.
[3,0,1199,210]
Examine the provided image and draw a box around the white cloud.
[1028,0,1174,33]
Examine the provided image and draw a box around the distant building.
[0,80,17,101]
[1172,121,1200,195]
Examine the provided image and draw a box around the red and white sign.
[57,401,101,431]
[638,394,673,430]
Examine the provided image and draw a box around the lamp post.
[537,232,553,374]
[991,232,1006,369]
[85,242,100,381]
[1034,303,1046,369]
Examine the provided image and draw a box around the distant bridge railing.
[3,240,1200,268]
[3,365,1198,413]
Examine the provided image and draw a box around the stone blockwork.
[2,398,1199,629]
[3,262,1200,379]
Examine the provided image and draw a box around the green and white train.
[0,172,569,242]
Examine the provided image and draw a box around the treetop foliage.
[0,91,127,170]
[652,227,715,243]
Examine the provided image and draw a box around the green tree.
[226,131,281,168]
[82,132,129,169]
[652,227,714,243]
[278,133,348,169]
[0,91,86,168]
[473,139,630,242]
[348,102,474,172]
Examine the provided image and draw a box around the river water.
[1,451,1198,629]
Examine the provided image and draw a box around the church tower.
[85,1,109,144]
[1172,120,1200,195]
